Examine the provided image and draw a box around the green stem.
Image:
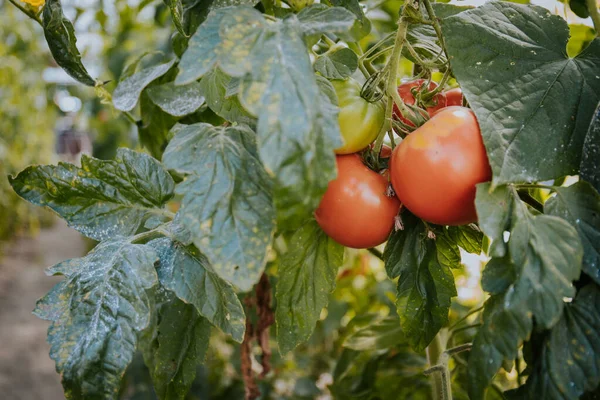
[514,183,555,191]
[96,84,140,126]
[422,0,450,62]
[422,68,452,100]
[445,343,472,356]
[404,42,440,69]
[449,323,481,338]
[262,0,274,15]
[373,95,393,154]
[129,225,170,244]
[360,32,396,60]
[349,42,374,78]
[517,190,544,213]
[322,35,336,48]
[367,247,384,260]
[426,332,451,400]
[516,355,523,385]
[449,306,483,331]
[587,0,600,36]
[151,208,176,219]
[8,0,42,24]
[365,46,394,62]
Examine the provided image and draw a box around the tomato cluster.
[316,78,491,248]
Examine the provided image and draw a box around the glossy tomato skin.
[393,79,447,125]
[445,88,463,107]
[315,154,401,248]
[390,106,491,226]
[332,79,385,154]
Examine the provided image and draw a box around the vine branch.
[586,0,600,36]
[8,0,42,24]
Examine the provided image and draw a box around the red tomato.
[390,107,491,226]
[315,154,401,248]
[445,88,463,107]
[393,79,447,126]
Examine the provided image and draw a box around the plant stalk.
[586,0,600,36]
[422,0,450,61]
[8,0,42,24]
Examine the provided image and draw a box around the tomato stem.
[586,0,600,36]
[422,0,450,63]
[7,0,42,25]
[425,330,453,400]
[95,83,140,126]
[517,190,544,213]
[367,247,384,260]
[448,305,483,331]
[373,95,393,154]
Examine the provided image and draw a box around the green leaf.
[442,2,600,185]
[176,6,353,227]
[469,203,583,399]
[113,58,177,112]
[146,81,205,117]
[144,295,211,400]
[9,148,174,241]
[436,229,461,270]
[42,0,95,86]
[138,90,178,159]
[581,102,600,193]
[148,238,245,342]
[468,294,533,400]
[396,239,457,352]
[276,220,344,353]
[314,47,358,80]
[475,183,518,258]
[383,213,426,279]
[384,215,457,351]
[447,225,484,254]
[163,0,186,37]
[569,0,590,18]
[328,0,371,41]
[507,284,600,400]
[199,68,256,126]
[342,315,405,351]
[405,4,471,66]
[481,256,515,295]
[545,181,600,284]
[296,3,357,36]
[162,123,275,291]
[34,240,159,399]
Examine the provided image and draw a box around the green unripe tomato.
[289,0,314,12]
[331,78,385,155]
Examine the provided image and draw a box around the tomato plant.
[393,79,447,126]
[332,78,385,154]
[315,154,400,248]
[390,107,491,226]
[4,0,600,399]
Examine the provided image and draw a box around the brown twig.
[240,273,275,400]
[241,297,260,400]
[255,273,274,378]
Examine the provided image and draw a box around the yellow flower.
[20,0,45,6]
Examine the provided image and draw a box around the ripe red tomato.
[393,79,447,126]
[445,88,463,107]
[390,107,491,226]
[315,154,401,248]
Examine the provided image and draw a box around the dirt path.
[0,220,87,400]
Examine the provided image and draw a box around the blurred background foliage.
[0,0,597,398]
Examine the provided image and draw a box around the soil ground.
[0,220,87,400]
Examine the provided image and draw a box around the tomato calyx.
[362,144,392,172]
[360,72,385,103]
